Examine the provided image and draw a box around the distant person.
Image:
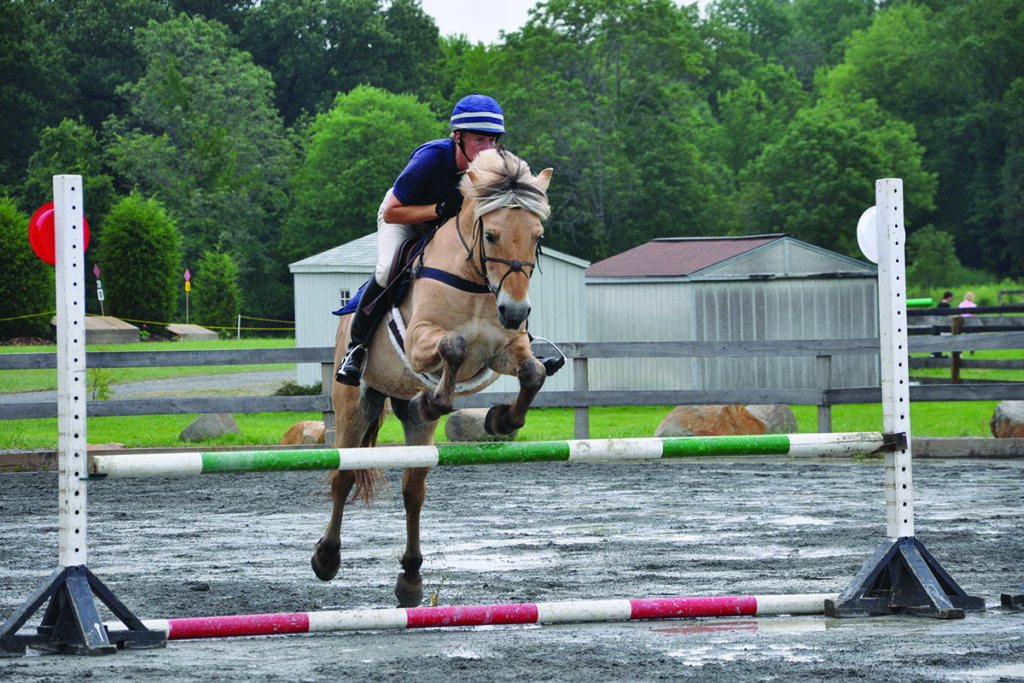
[932,290,955,357]
[959,291,977,316]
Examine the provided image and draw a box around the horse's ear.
[466,167,481,190]
[535,168,553,193]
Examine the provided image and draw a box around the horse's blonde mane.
[460,148,550,221]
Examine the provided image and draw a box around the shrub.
[98,193,180,329]
[193,250,241,329]
[0,196,54,339]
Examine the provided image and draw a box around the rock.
[654,405,766,438]
[745,404,798,434]
[989,401,1024,438]
[180,413,239,442]
[444,408,517,442]
[280,420,325,445]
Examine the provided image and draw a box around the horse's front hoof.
[311,537,340,581]
[485,404,522,436]
[409,392,447,425]
[395,572,423,607]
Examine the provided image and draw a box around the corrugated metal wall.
[294,272,369,386]
[587,277,879,391]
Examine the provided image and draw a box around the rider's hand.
[435,197,463,220]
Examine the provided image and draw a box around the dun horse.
[312,148,553,606]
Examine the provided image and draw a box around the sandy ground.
[2,456,1023,681]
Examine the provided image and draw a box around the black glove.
[435,197,463,220]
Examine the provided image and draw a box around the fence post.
[950,315,963,384]
[321,362,335,446]
[573,357,589,440]
[816,354,833,433]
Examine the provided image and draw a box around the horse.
[311,148,553,607]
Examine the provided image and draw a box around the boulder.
[745,404,798,434]
[654,405,766,438]
[180,413,239,442]
[280,420,326,445]
[444,408,517,442]
[990,401,1024,438]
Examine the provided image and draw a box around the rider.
[336,94,563,386]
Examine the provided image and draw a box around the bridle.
[454,204,540,298]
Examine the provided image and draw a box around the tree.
[22,118,118,315]
[22,119,117,236]
[42,0,172,132]
[1000,78,1024,278]
[906,225,961,290]
[0,1,72,189]
[281,86,442,263]
[704,0,792,66]
[98,193,180,329]
[193,250,241,329]
[745,95,936,257]
[0,196,54,340]
[106,13,295,320]
[467,0,711,261]
[822,0,1024,274]
[239,0,442,126]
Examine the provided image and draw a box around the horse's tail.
[349,399,390,505]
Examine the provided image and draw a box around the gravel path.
[0,370,294,405]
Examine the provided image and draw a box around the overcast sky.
[419,0,709,46]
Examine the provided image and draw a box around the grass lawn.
[0,338,297,394]
[0,402,1001,451]
[2,338,1016,450]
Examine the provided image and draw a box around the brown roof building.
[584,234,879,394]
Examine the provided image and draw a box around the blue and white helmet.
[450,94,506,136]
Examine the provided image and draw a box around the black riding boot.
[336,278,388,386]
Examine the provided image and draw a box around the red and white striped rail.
[122,594,836,641]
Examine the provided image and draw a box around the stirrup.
[335,345,366,386]
[529,336,566,377]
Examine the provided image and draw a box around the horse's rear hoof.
[395,572,423,607]
[311,537,340,582]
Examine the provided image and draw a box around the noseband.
[455,205,539,298]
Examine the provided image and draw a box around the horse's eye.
[485,232,497,244]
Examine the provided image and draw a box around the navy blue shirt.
[391,139,463,222]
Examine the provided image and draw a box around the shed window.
[339,289,351,307]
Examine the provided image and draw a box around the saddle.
[332,233,432,317]
[332,229,490,317]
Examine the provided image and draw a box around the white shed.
[289,234,589,391]
[585,234,879,391]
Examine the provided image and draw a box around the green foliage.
[1000,78,1024,278]
[745,95,936,257]
[907,226,961,291]
[0,196,54,339]
[98,193,180,327]
[0,1,72,189]
[193,251,242,329]
[821,0,1024,272]
[280,86,443,262]
[273,381,322,396]
[4,0,1024,298]
[473,0,711,260]
[106,13,295,321]
[239,0,443,126]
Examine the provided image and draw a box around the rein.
[453,206,538,298]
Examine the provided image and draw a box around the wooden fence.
[4,319,1024,439]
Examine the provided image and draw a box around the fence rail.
[3,330,1023,437]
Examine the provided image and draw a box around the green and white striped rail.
[87,432,893,478]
